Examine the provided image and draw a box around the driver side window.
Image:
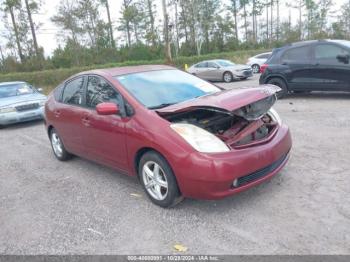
[86,76,120,109]
[315,44,349,65]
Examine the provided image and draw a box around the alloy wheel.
[142,161,168,201]
[252,64,260,73]
[223,72,232,83]
[51,132,63,158]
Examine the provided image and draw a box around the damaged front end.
[158,87,281,152]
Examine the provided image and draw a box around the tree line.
[1,0,350,73]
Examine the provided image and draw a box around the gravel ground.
[0,74,349,255]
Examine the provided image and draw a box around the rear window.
[257,54,270,59]
[281,46,311,63]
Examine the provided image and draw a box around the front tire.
[223,72,233,83]
[50,128,72,161]
[252,64,260,74]
[267,77,288,98]
[139,151,183,208]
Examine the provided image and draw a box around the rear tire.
[139,151,183,208]
[267,77,288,98]
[223,72,233,83]
[50,128,72,161]
[252,64,260,74]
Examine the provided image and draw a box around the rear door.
[80,75,129,171]
[280,45,314,91]
[194,62,210,79]
[310,43,350,91]
[53,76,87,155]
[204,61,221,80]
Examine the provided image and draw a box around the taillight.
[260,64,268,73]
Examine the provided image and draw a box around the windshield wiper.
[148,103,176,109]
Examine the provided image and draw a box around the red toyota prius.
[45,65,292,207]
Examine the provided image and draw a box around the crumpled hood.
[157,85,280,115]
[0,93,47,108]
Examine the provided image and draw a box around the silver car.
[187,59,253,83]
[0,81,47,127]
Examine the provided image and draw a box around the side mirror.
[336,54,349,64]
[96,102,119,115]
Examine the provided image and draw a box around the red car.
[45,65,292,207]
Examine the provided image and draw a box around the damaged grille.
[235,153,288,188]
[15,103,39,112]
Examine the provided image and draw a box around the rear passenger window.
[62,77,84,106]
[86,76,120,108]
[281,46,310,63]
[207,62,218,68]
[195,62,207,68]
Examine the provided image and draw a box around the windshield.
[216,60,235,67]
[115,69,221,109]
[0,83,35,98]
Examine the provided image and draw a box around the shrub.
[0,49,266,93]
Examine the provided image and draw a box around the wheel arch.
[133,147,182,193]
[264,74,289,90]
[134,147,163,179]
[47,125,54,138]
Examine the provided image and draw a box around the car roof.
[78,64,175,77]
[281,39,348,49]
[0,81,26,86]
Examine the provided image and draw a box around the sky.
[0,0,347,57]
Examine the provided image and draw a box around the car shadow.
[1,119,44,130]
[287,91,350,100]
[68,153,278,211]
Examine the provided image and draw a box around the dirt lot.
[0,74,349,254]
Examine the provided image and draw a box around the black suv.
[259,40,350,97]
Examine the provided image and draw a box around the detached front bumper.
[173,124,292,200]
[0,107,44,126]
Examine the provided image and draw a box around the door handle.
[81,116,90,127]
[54,110,61,117]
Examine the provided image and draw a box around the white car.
[247,52,272,73]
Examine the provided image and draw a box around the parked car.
[45,65,292,207]
[0,81,46,127]
[259,39,350,98]
[247,52,272,73]
[187,59,253,83]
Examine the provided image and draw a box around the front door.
[81,75,129,172]
[310,43,350,91]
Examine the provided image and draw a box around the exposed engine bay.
[162,96,278,149]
